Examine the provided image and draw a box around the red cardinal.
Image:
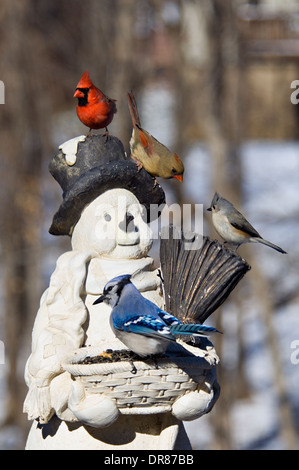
[73,71,117,138]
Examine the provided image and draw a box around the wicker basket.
[63,344,218,415]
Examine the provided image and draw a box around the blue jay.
[93,274,219,357]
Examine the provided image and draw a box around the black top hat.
[49,135,166,236]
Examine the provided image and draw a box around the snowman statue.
[23,134,224,450]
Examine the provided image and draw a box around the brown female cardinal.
[127,91,184,182]
[74,71,117,138]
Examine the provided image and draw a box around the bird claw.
[135,161,143,172]
[103,128,110,142]
[131,155,143,172]
[151,355,161,369]
[129,360,137,374]
[157,269,164,284]
[147,354,164,369]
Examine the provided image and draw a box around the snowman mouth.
[118,242,139,247]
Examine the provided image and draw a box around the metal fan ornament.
[160,226,250,324]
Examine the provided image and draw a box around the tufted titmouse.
[207,192,287,254]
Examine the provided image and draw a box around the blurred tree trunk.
[202,0,243,200]
[110,0,138,145]
[200,0,246,449]
[0,1,50,433]
[247,257,298,450]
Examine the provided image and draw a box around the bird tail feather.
[128,91,141,128]
[170,323,220,337]
[252,237,287,254]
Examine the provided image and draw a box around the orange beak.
[173,174,183,182]
[74,88,84,98]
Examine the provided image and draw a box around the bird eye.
[106,286,113,293]
[104,213,112,222]
[171,168,177,174]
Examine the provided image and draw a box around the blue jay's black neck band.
[115,276,132,298]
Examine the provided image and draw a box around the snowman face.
[71,189,153,259]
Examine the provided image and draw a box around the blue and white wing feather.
[170,323,218,336]
[113,314,175,341]
[157,309,181,326]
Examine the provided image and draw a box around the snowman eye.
[104,213,112,222]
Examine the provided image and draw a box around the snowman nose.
[118,212,138,233]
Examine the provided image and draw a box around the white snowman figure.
[23,135,219,450]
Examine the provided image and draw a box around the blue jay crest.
[160,226,250,324]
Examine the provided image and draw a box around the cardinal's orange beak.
[73,88,84,98]
[173,174,183,182]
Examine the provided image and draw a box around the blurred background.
[0,0,298,450]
